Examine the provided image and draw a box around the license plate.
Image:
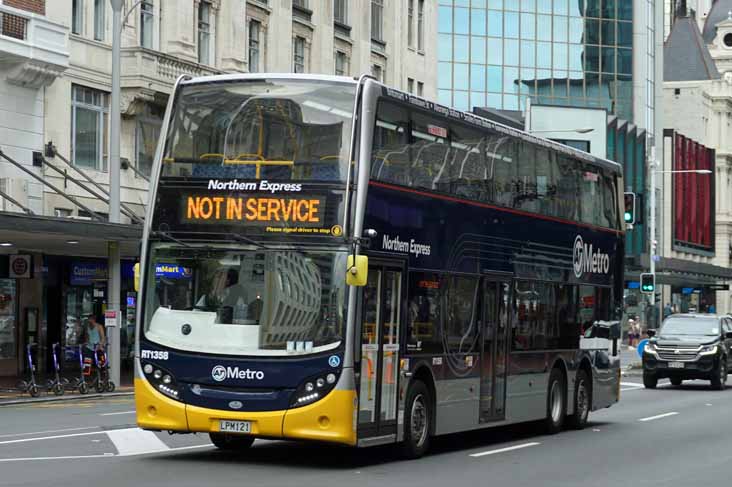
[219,420,252,434]
[668,361,685,369]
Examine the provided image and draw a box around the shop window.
[0,280,16,360]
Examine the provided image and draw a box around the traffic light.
[640,273,655,294]
[624,192,636,224]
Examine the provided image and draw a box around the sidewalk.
[0,384,133,406]
[620,343,644,377]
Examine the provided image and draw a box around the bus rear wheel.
[566,369,591,430]
[209,433,255,451]
[400,380,432,459]
[544,368,566,434]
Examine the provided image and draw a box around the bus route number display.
[181,194,331,234]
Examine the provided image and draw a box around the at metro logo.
[211,365,265,382]
[572,235,610,278]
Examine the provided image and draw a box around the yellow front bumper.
[135,378,357,446]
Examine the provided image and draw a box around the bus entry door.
[357,264,403,439]
[480,279,510,422]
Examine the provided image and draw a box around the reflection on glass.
[488,65,503,91]
[471,64,486,91]
[521,40,535,67]
[537,14,552,41]
[505,39,519,65]
[553,43,568,70]
[438,6,453,33]
[438,34,453,61]
[488,10,503,36]
[438,62,453,89]
[521,12,535,39]
[553,15,568,42]
[505,12,519,38]
[455,7,470,34]
[454,91,470,110]
[488,37,503,64]
[472,36,487,63]
[455,35,470,62]
[359,271,380,424]
[472,9,487,36]
[455,63,469,90]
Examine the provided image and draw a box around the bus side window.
[555,156,579,220]
[407,272,442,354]
[601,172,619,229]
[371,100,411,186]
[536,148,557,218]
[411,111,448,191]
[490,136,517,208]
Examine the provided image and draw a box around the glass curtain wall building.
[437,0,633,121]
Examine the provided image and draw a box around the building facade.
[0,0,437,381]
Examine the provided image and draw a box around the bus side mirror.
[133,263,140,292]
[346,255,368,287]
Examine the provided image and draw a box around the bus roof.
[179,73,622,174]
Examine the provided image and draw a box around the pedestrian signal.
[640,273,655,294]
[624,192,636,224]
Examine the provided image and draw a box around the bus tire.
[544,368,566,434]
[209,433,255,451]
[400,380,432,459]
[566,369,591,430]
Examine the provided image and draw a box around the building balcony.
[0,3,69,89]
[120,47,223,114]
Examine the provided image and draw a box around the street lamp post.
[107,0,123,387]
[648,161,712,328]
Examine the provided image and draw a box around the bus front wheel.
[544,368,566,434]
[400,380,432,459]
[209,433,255,451]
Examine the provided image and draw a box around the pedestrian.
[83,314,106,357]
[663,302,672,319]
[627,318,636,349]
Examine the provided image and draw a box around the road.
[0,378,727,487]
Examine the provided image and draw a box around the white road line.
[0,453,114,463]
[638,412,679,422]
[0,430,107,445]
[0,426,98,439]
[99,411,136,416]
[620,382,644,387]
[470,442,541,458]
[107,428,170,456]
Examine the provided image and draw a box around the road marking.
[0,430,107,445]
[0,453,114,463]
[107,428,170,456]
[638,412,679,422]
[100,410,136,416]
[620,382,643,387]
[0,426,98,439]
[470,442,541,458]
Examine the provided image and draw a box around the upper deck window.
[161,79,356,183]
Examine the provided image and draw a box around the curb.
[0,391,134,407]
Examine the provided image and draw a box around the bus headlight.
[290,371,341,408]
[142,361,181,401]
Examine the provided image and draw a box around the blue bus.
[135,74,623,458]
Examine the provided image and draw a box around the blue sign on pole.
[637,339,649,358]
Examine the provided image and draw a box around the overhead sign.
[9,255,31,279]
[155,264,192,279]
[706,284,730,291]
[70,261,107,285]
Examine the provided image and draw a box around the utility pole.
[107,0,123,387]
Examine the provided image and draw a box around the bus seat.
[309,163,340,181]
[260,165,292,179]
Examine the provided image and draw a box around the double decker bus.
[135,74,623,458]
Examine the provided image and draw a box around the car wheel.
[643,371,658,389]
[670,377,682,387]
[544,368,566,434]
[567,369,591,430]
[400,380,432,459]
[711,357,727,390]
[209,433,255,451]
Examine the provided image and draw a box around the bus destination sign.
[170,180,343,237]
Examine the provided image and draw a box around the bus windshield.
[143,244,347,356]
[161,78,357,182]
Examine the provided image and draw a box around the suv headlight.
[700,344,718,355]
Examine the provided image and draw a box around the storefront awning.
[0,211,141,259]
[625,254,732,285]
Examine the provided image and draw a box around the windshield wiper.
[150,230,192,248]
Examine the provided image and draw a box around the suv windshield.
[660,317,719,336]
[143,244,347,356]
[161,78,357,182]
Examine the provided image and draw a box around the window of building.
[417,0,424,51]
[371,64,383,81]
[72,0,83,35]
[335,51,348,76]
[371,0,383,41]
[248,20,261,73]
[293,0,308,7]
[198,1,212,65]
[334,0,347,25]
[135,104,164,177]
[71,85,109,172]
[408,0,414,47]
[140,0,154,49]
[54,208,72,217]
[78,209,109,221]
[417,81,424,96]
[293,36,305,73]
[94,0,105,41]
[407,78,414,93]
